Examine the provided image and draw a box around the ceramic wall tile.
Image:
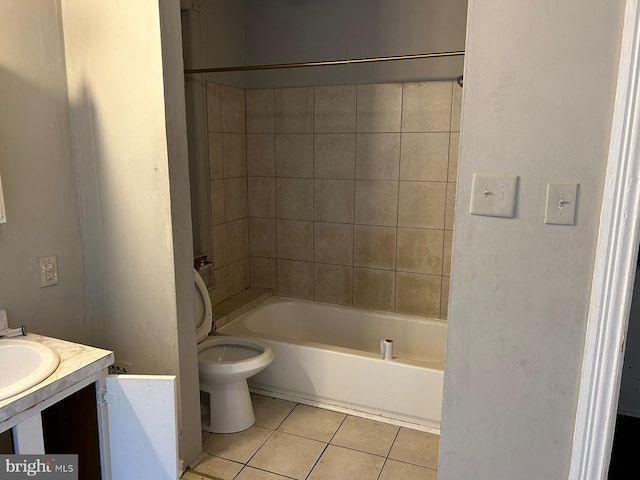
[441,276,450,320]
[275,134,313,178]
[400,133,449,182]
[208,132,223,179]
[209,266,229,306]
[451,82,463,132]
[314,179,354,223]
[248,177,276,218]
[250,218,277,258]
[211,223,230,268]
[228,258,251,296]
[223,133,247,178]
[396,228,444,275]
[314,85,357,133]
[227,218,249,263]
[277,220,313,261]
[314,134,356,179]
[250,257,277,292]
[397,181,446,229]
[402,81,452,133]
[206,82,222,132]
[276,178,313,220]
[314,264,353,306]
[247,134,276,177]
[224,177,248,221]
[354,181,398,226]
[443,230,453,277]
[314,222,353,266]
[246,89,275,133]
[448,132,460,183]
[395,272,441,318]
[355,133,401,180]
[353,268,395,312]
[275,87,314,133]
[239,81,458,319]
[356,83,402,133]
[354,225,396,270]
[445,182,456,231]
[277,260,314,301]
[210,179,225,226]
[221,84,246,133]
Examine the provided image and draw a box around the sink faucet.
[0,326,27,338]
[0,308,27,338]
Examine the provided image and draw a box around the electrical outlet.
[39,256,59,287]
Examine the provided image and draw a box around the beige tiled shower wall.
[207,83,251,305]
[244,81,461,320]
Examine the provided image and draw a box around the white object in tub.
[218,297,446,431]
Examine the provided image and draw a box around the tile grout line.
[394,82,405,313]
[272,89,279,295]
[352,86,359,308]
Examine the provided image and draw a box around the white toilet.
[194,270,274,433]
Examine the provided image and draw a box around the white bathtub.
[218,297,446,432]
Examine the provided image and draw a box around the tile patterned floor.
[183,394,438,480]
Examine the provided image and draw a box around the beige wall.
[248,82,460,319]
[0,0,88,343]
[439,0,625,478]
[206,80,460,320]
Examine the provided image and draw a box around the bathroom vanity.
[0,333,113,477]
[0,334,179,479]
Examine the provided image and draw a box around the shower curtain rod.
[183,50,465,75]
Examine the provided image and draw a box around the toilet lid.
[194,269,213,342]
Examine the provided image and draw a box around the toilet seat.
[198,336,274,384]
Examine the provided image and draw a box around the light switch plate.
[469,174,519,218]
[545,183,578,225]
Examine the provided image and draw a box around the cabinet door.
[105,375,177,479]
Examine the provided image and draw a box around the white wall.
[61,0,201,468]
[159,0,204,467]
[439,1,625,478]
[242,0,467,88]
[0,0,88,343]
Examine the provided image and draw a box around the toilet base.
[200,379,255,433]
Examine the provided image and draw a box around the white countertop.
[0,333,114,426]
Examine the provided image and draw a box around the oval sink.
[0,339,60,401]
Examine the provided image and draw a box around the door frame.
[569,0,640,478]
